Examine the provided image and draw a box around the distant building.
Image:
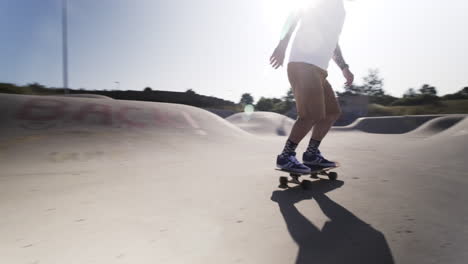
[336,95,369,126]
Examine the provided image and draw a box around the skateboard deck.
[276,162,340,189]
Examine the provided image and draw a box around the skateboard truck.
[277,164,339,189]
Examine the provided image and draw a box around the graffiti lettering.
[152,108,188,129]
[16,98,66,121]
[15,98,200,132]
[73,103,113,125]
[117,107,146,128]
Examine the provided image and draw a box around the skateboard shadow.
[271,180,395,264]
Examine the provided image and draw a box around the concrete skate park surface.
[1,94,467,264]
[226,111,294,136]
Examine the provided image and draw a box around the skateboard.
[275,163,340,189]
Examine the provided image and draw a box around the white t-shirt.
[289,0,346,70]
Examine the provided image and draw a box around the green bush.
[368,100,468,116]
[367,104,397,116]
[391,94,441,106]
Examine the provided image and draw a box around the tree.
[144,87,153,92]
[27,82,47,90]
[442,87,468,100]
[419,84,437,96]
[283,88,295,103]
[255,97,274,111]
[340,69,395,105]
[281,87,295,112]
[255,97,290,113]
[462,87,468,96]
[393,84,440,106]
[239,93,254,105]
[186,89,196,95]
[343,84,366,95]
[342,69,385,97]
[403,88,418,98]
[362,69,385,97]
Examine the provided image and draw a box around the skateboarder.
[271,0,354,174]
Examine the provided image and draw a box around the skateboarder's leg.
[311,80,342,141]
[276,62,326,173]
[302,79,340,167]
[288,62,326,144]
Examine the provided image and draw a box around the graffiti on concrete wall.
[15,98,202,131]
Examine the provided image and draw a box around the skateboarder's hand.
[343,67,354,86]
[270,43,286,69]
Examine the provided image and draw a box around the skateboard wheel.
[300,180,311,189]
[328,172,338,181]
[290,175,301,184]
[279,176,288,186]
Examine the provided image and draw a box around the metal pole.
[62,0,69,94]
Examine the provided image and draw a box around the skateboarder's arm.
[279,11,301,46]
[270,11,301,69]
[332,44,348,70]
[333,44,354,86]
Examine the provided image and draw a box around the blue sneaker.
[277,152,311,174]
[303,150,336,167]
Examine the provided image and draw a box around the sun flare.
[262,0,315,30]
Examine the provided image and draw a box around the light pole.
[62,0,69,94]
[115,82,120,90]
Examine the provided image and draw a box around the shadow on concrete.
[271,180,394,264]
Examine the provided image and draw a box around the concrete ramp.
[333,115,442,134]
[0,94,248,139]
[0,94,250,168]
[432,115,468,138]
[226,112,294,136]
[408,115,466,137]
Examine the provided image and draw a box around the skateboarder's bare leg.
[287,62,326,144]
[301,79,340,167]
[311,113,340,141]
[312,80,342,141]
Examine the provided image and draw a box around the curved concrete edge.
[408,115,467,137]
[434,116,468,137]
[0,93,250,139]
[49,94,114,99]
[226,111,295,136]
[227,112,467,137]
[332,115,444,134]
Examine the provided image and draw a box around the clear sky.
[1,0,467,103]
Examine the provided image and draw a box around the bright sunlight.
[262,0,315,31]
